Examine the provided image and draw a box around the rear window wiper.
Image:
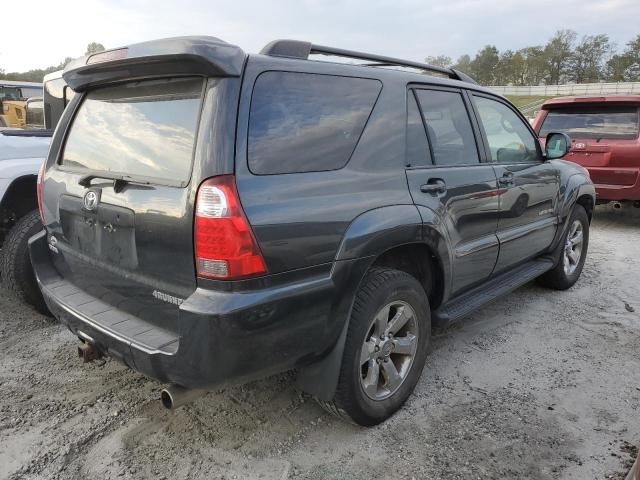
[78,174,152,193]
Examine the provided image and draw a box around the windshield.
[539,106,640,140]
[0,86,22,101]
[61,77,204,185]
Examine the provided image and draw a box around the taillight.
[194,175,267,280]
[37,161,45,222]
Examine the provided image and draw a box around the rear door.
[405,87,500,295]
[470,93,560,273]
[42,77,205,331]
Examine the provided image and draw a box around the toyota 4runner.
[30,36,595,425]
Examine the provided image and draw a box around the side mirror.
[545,132,571,160]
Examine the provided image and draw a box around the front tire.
[322,268,431,426]
[1,210,49,315]
[537,204,589,290]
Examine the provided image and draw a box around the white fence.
[491,82,640,96]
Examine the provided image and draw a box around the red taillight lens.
[36,161,45,223]
[194,176,267,280]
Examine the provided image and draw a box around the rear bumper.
[587,167,640,201]
[30,230,352,388]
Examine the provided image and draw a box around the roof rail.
[260,39,477,84]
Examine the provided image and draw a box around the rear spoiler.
[63,36,246,91]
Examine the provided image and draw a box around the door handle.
[498,173,515,187]
[420,179,447,195]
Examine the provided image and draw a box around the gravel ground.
[0,205,638,480]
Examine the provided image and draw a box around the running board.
[433,259,554,327]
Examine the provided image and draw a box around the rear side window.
[539,106,640,140]
[406,91,432,167]
[248,72,381,174]
[61,77,204,185]
[415,89,479,166]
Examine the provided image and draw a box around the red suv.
[533,96,640,204]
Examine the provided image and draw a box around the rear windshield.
[539,106,640,140]
[248,72,381,174]
[61,77,204,185]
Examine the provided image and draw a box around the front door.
[405,87,500,295]
[470,93,560,273]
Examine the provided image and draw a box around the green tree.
[544,29,576,84]
[607,53,631,81]
[496,49,527,85]
[425,55,452,68]
[470,45,500,85]
[520,46,548,85]
[85,42,106,55]
[607,34,640,81]
[452,54,472,75]
[569,34,612,83]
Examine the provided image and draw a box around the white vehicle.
[0,70,72,313]
[0,130,51,312]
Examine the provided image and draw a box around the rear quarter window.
[248,72,381,175]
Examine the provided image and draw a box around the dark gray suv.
[30,36,595,425]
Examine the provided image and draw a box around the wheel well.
[1,175,38,242]
[371,243,444,309]
[576,194,594,223]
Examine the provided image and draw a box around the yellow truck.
[0,80,43,128]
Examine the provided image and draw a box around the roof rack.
[260,40,477,84]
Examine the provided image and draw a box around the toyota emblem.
[83,190,99,211]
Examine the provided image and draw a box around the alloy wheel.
[359,301,419,401]
[563,219,584,276]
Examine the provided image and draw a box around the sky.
[2,0,640,72]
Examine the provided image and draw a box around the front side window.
[473,96,539,164]
[61,77,203,185]
[415,89,479,166]
[248,72,381,174]
[539,106,640,140]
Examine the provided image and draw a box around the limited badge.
[48,235,59,254]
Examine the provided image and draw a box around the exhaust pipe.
[633,201,640,209]
[612,201,623,209]
[160,385,207,410]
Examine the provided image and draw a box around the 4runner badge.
[152,290,184,306]
[83,190,99,211]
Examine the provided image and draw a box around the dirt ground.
[1,205,638,480]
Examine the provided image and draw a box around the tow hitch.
[78,341,102,363]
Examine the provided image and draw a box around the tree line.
[4,34,640,87]
[426,30,640,86]
[0,43,105,83]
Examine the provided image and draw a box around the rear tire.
[321,268,431,426]
[537,205,589,290]
[1,210,50,315]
